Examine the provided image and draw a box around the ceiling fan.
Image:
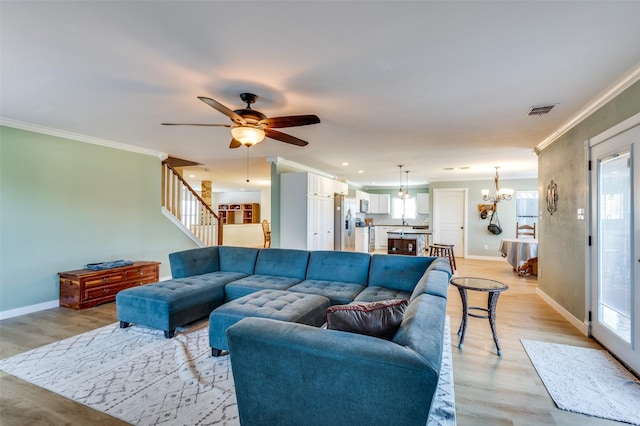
[162,93,320,148]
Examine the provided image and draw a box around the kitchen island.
[387,229,432,256]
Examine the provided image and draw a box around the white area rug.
[0,317,455,425]
[522,339,640,425]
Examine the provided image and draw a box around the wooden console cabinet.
[59,261,160,310]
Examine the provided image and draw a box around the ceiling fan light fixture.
[231,126,265,146]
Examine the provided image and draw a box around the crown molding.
[265,156,336,179]
[0,118,168,160]
[535,61,640,154]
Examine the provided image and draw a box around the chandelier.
[481,167,514,204]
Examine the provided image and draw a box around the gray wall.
[537,80,640,321]
[0,126,198,313]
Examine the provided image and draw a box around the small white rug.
[522,339,640,425]
[0,317,455,425]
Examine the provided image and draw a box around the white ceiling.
[2,1,640,192]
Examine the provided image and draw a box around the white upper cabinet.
[417,193,430,214]
[369,194,390,214]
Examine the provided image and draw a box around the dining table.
[499,238,538,271]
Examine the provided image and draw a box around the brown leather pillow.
[325,299,409,340]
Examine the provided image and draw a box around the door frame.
[432,188,468,257]
[587,111,640,374]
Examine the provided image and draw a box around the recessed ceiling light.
[342,162,349,166]
[188,174,196,178]
[358,170,364,174]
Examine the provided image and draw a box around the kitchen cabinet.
[417,193,430,215]
[369,194,390,214]
[281,172,335,251]
[376,225,393,248]
[387,238,418,256]
[355,227,369,253]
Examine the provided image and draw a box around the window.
[392,197,416,219]
[516,190,538,226]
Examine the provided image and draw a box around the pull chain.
[246,146,250,183]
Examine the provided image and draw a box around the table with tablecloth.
[499,238,538,271]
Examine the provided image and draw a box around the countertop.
[374,224,428,228]
[387,229,432,235]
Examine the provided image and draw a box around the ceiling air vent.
[528,104,557,116]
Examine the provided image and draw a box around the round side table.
[449,277,509,356]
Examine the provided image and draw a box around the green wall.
[428,178,538,257]
[537,80,640,321]
[0,126,198,313]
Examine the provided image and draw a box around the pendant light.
[404,170,411,199]
[397,165,404,197]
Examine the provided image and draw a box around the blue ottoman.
[116,271,247,338]
[209,289,331,356]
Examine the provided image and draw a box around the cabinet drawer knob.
[101,289,109,294]
[102,278,109,283]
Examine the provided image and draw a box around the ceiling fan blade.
[198,96,247,125]
[229,138,242,149]
[161,123,231,127]
[259,115,320,128]
[265,129,309,147]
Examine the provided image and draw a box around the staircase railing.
[161,161,222,246]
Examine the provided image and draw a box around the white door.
[589,120,639,374]
[433,188,466,255]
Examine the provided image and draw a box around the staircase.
[161,161,222,247]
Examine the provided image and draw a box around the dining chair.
[516,222,536,239]
[262,220,271,248]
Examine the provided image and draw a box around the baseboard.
[536,288,589,336]
[1,277,171,321]
[0,300,59,321]
[464,254,505,261]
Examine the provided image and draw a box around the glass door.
[590,123,639,375]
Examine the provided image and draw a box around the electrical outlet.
[484,244,489,250]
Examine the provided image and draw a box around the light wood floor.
[0,257,626,425]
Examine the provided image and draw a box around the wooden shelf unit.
[218,203,260,224]
[241,203,260,224]
[59,261,160,310]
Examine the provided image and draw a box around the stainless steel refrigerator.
[334,192,356,251]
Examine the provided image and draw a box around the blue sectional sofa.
[116,245,452,424]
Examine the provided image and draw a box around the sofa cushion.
[410,266,451,301]
[218,246,259,274]
[326,299,409,340]
[254,248,310,279]
[287,280,365,305]
[224,274,302,301]
[367,254,434,292]
[306,251,371,285]
[169,246,220,278]
[393,293,447,373]
[353,286,411,303]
